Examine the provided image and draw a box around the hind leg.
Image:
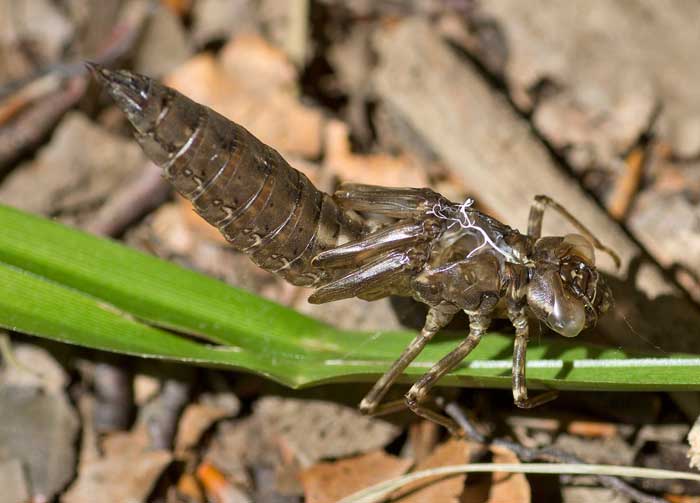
[403,314,490,436]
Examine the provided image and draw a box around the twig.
[0,77,86,168]
[608,146,646,221]
[286,0,310,67]
[84,163,171,237]
[444,402,669,503]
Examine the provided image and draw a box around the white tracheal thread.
[427,199,520,263]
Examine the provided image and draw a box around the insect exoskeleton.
[89,64,365,288]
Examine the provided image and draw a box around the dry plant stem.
[444,402,669,503]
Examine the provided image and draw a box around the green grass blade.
[1,203,700,391]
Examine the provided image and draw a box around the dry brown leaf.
[392,439,472,503]
[175,393,240,454]
[486,446,531,503]
[165,34,323,158]
[324,119,429,188]
[62,426,172,503]
[300,450,412,503]
[255,397,400,466]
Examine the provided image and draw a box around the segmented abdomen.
[93,66,365,287]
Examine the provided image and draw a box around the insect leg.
[311,221,426,269]
[404,314,490,436]
[528,195,621,268]
[509,308,558,408]
[359,304,458,416]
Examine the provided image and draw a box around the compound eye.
[562,234,595,264]
[545,274,586,338]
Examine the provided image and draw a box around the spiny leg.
[359,304,458,416]
[404,314,490,436]
[528,195,620,268]
[509,308,558,408]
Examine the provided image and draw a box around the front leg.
[509,308,558,408]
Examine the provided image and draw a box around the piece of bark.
[628,187,700,304]
[371,19,700,352]
[465,1,700,161]
[373,19,630,276]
